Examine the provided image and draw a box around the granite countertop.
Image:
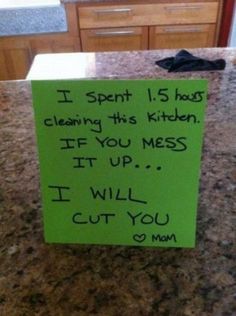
[0,4,67,37]
[0,48,236,315]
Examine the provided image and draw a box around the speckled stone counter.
[0,48,236,316]
[0,5,67,36]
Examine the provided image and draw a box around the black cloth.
[155,50,226,72]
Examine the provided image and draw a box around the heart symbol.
[133,233,146,243]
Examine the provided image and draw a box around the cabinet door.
[149,24,216,49]
[0,45,32,80]
[30,37,81,56]
[81,27,148,52]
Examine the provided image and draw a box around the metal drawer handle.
[94,8,133,15]
[164,26,203,33]
[94,30,135,37]
[165,5,202,11]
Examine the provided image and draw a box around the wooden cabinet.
[0,40,32,80]
[30,36,81,55]
[78,1,222,52]
[0,1,223,80]
[0,36,80,81]
[78,2,219,29]
[81,27,148,52]
[0,49,31,80]
[0,48,31,80]
[149,24,216,49]
[0,3,81,81]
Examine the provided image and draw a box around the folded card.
[31,79,207,248]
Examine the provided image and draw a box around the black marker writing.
[152,233,176,243]
[44,115,102,133]
[57,89,73,103]
[73,157,97,168]
[72,212,116,224]
[107,112,137,125]
[86,89,133,106]
[127,211,169,226]
[48,185,70,202]
[60,138,76,150]
[90,186,147,204]
[109,155,133,167]
[147,108,198,124]
[175,89,204,102]
[95,137,131,148]
[142,137,187,152]
[59,138,88,150]
[147,88,169,103]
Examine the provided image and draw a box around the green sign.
[32,79,207,247]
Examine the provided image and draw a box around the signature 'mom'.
[152,233,177,243]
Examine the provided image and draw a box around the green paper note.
[32,79,207,248]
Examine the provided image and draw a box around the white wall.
[0,0,60,9]
[229,6,236,46]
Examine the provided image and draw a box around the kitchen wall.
[0,0,60,8]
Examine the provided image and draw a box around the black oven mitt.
[155,49,226,72]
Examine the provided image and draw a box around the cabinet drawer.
[150,24,216,49]
[81,27,148,52]
[78,2,219,29]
